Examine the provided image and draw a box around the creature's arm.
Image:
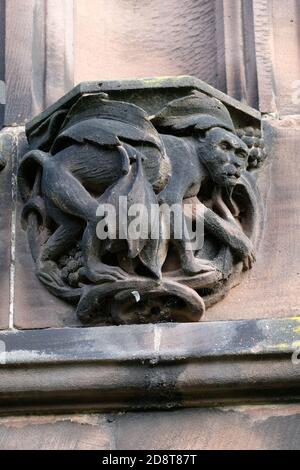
[204,205,254,261]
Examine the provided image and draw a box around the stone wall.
[1,0,300,450]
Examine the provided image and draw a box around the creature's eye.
[219,141,231,151]
[235,149,247,158]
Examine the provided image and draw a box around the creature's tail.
[18,150,49,261]
[18,149,48,200]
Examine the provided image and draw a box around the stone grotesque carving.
[18,78,265,325]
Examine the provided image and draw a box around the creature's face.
[198,127,249,187]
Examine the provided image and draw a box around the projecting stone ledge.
[0,317,299,413]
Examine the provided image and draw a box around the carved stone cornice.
[0,317,299,414]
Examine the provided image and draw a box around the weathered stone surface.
[4,0,35,125]
[0,405,300,449]
[0,129,12,329]
[2,0,300,453]
[4,0,74,126]
[0,318,299,414]
[74,0,223,90]
[113,405,300,450]
[0,414,112,450]
[253,0,300,115]
[73,0,300,115]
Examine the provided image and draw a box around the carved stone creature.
[19,94,169,283]
[151,91,255,275]
[18,85,264,325]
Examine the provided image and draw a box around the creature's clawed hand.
[183,257,216,276]
[242,249,256,271]
[237,235,256,271]
[79,264,128,283]
[37,260,65,288]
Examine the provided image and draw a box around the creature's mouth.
[222,172,240,183]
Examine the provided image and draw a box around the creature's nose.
[227,164,241,177]
[234,161,242,173]
[231,156,243,172]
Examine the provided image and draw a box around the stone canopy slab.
[27,76,261,139]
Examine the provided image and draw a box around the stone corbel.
[19,77,266,326]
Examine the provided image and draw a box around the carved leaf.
[96,151,159,265]
[138,211,169,279]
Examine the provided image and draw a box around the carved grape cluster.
[236,126,266,170]
[58,246,84,287]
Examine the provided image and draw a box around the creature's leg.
[42,163,99,222]
[39,207,127,285]
[42,163,116,280]
[41,223,82,261]
[173,231,215,275]
[158,188,215,275]
[36,204,83,287]
[80,222,128,282]
[204,206,255,269]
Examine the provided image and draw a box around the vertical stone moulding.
[0,129,12,329]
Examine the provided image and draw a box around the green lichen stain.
[289,316,300,322]
[273,317,300,350]
[275,342,289,350]
[290,316,300,337]
[275,340,300,350]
